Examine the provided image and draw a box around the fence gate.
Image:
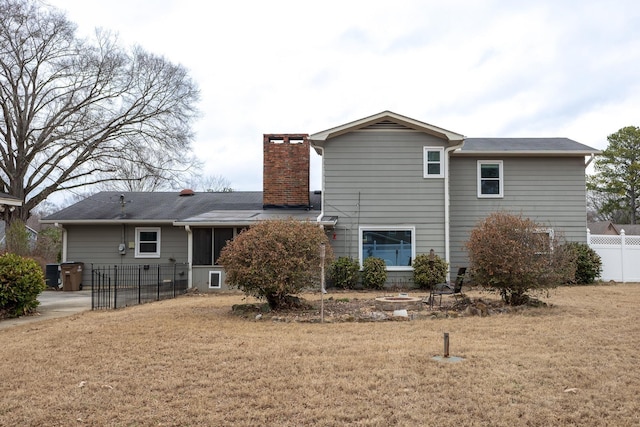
[588,230,640,283]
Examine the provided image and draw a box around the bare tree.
[185,173,233,192]
[0,0,200,225]
[94,148,203,192]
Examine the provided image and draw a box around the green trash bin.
[61,262,84,291]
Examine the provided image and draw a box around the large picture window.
[478,160,503,198]
[423,147,444,178]
[359,226,415,271]
[135,227,161,258]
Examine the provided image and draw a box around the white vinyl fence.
[587,230,640,282]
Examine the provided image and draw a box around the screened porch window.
[193,227,243,266]
[359,227,415,271]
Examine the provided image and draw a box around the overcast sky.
[46,0,640,191]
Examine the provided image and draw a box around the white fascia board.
[309,111,465,143]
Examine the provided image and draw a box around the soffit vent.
[362,120,413,131]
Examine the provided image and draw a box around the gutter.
[585,153,595,168]
[444,139,465,280]
[55,223,68,263]
[40,219,176,225]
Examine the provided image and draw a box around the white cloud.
[46,0,640,190]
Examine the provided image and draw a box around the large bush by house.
[412,251,449,289]
[565,242,602,284]
[0,253,46,318]
[361,257,387,289]
[217,219,333,309]
[328,256,360,289]
[466,212,575,305]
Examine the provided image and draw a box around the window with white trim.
[477,160,503,198]
[209,271,222,289]
[135,227,161,258]
[423,147,444,178]
[532,228,554,255]
[359,226,415,271]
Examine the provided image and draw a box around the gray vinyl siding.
[64,224,188,287]
[449,156,588,269]
[323,130,448,282]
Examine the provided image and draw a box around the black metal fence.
[91,263,189,310]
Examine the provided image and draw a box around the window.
[192,227,242,266]
[359,226,415,271]
[209,271,222,289]
[193,228,213,265]
[532,228,554,255]
[477,160,503,198]
[423,147,444,178]
[213,228,234,264]
[135,227,161,258]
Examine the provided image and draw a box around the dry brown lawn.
[1,284,639,426]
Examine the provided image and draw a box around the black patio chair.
[428,267,466,309]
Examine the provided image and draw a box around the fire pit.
[374,294,423,311]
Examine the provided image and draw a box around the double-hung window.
[423,147,444,178]
[359,226,415,271]
[477,160,503,198]
[135,227,161,258]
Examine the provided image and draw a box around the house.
[42,111,600,291]
[0,222,38,250]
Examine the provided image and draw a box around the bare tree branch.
[0,0,200,223]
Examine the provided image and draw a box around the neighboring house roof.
[41,191,328,225]
[587,221,618,235]
[309,110,466,147]
[588,221,640,235]
[0,222,38,246]
[0,192,22,207]
[456,138,600,156]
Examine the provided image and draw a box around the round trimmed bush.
[412,252,449,289]
[0,253,46,318]
[329,256,360,289]
[565,242,602,284]
[361,257,387,289]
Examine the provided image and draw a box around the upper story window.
[477,160,503,198]
[135,227,161,258]
[423,147,444,178]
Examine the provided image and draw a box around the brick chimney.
[263,134,310,209]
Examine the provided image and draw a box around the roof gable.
[309,111,466,146]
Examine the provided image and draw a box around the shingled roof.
[456,138,599,155]
[42,191,322,224]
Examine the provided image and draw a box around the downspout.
[314,145,325,224]
[185,225,193,289]
[585,153,595,168]
[55,223,67,262]
[444,139,465,280]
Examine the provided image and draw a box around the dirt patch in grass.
[228,289,544,322]
[1,284,639,426]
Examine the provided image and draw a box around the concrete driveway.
[0,290,91,330]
